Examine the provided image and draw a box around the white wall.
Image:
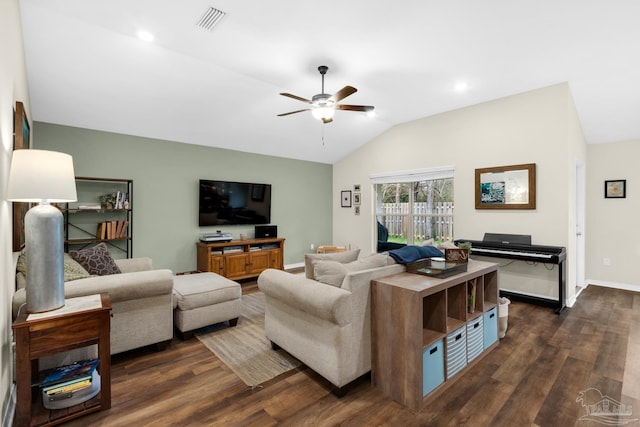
[333,83,586,303]
[0,0,30,418]
[586,140,640,289]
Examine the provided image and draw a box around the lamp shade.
[7,149,77,203]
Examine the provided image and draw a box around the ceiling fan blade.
[337,104,375,112]
[277,109,310,117]
[329,86,357,103]
[280,93,312,103]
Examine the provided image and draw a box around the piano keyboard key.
[472,248,553,259]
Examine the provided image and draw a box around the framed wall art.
[475,163,536,210]
[341,190,352,208]
[604,180,626,199]
[12,101,30,251]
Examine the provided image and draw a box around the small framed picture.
[353,192,361,206]
[605,180,626,199]
[354,184,361,191]
[341,190,352,207]
[355,206,360,215]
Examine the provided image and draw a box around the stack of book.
[40,359,101,408]
[96,220,129,239]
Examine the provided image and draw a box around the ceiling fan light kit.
[312,106,335,121]
[278,65,374,123]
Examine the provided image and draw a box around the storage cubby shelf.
[484,301,497,311]
[372,260,500,411]
[467,310,483,321]
[446,317,465,333]
[422,329,445,348]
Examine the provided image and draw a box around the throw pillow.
[437,241,458,250]
[314,253,391,287]
[356,253,393,269]
[304,249,360,280]
[313,261,348,287]
[421,238,434,246]
[16,252,26,277]
[63,254,93,281]
[16,252,91,282]
[69,243,121,276]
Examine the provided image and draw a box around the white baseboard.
[586,280,640,293]
[2,383,16,427]
[285,262,304,270]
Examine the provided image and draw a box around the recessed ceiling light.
[454,82,469,92]
[137,30,154,42]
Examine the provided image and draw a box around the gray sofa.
[258,250,404,394]
[13,257,174,356]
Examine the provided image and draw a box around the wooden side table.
[12,293,112,427]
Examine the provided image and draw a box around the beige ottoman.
[173,272,241,339]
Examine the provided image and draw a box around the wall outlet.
[310,243,315,251]
[603,258,611,266]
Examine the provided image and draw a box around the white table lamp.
[8,149,77,313]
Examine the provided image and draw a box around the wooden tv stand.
[371,260,500,410]
[196,237,285,281]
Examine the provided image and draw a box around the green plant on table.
[457,241,472,253]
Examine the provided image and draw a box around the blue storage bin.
[422,339,444,396]
[483,307,498,349]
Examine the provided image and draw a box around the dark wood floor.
[63,284,639,427]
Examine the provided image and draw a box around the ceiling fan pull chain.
[321,123,325,146]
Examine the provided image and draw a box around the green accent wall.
[34,122,332,272]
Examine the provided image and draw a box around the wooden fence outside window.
[379,202,454,242]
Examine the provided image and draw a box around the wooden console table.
[196,237,285,280]
[12,293,112,427]
[371,260,499,410]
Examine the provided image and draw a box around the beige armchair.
[258,252,404,394]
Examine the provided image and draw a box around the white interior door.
[574,160,586,290]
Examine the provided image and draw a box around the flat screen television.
[199,179,271,226]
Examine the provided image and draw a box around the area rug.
[195,292,301,387]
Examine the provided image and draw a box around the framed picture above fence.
[475,163,536,209]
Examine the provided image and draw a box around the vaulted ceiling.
[19,0,640,164]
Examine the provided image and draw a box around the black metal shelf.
[64,177,133,257]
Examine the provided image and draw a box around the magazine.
[40,359,100,388]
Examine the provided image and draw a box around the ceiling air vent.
[196,7,227,31]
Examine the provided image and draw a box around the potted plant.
[457,241,472,253]
[99,193,116,209]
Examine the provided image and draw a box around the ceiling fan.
[278,65,374,124]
